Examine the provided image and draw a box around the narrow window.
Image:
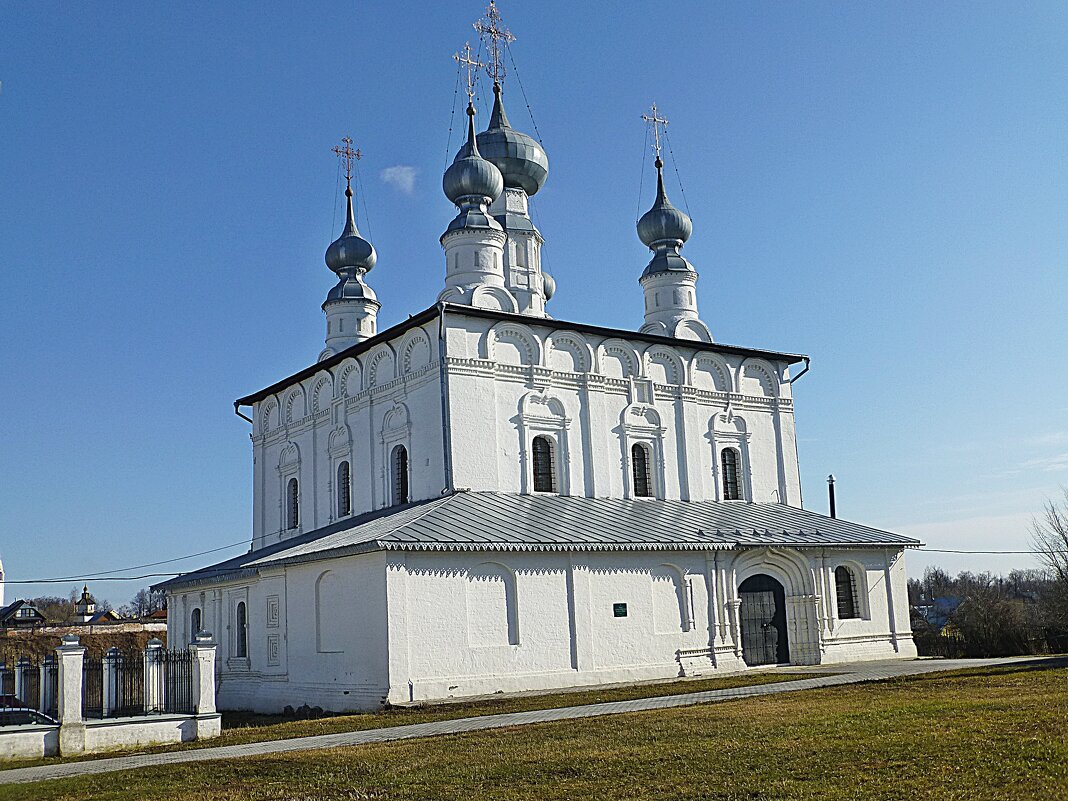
[191,608,202,636]
[721,449,741,500]
[532,436,556,493]
[286,477,299,529]
[835,566,859,619]
[337,461,351,517]
[632,443,652,497]
[235,601,248,658]
[391,445,409,505]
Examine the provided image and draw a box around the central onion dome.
[637,158,695,276]
[325,186,376,275]
[476,82,548,197]
[637,158,692,249]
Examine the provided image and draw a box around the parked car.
[0,706,57,725]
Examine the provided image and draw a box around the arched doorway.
[738,574,789,666]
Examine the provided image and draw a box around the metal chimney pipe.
[827,474,837,518]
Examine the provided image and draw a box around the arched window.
[235,601,248,658]
[286,477,299,529]
[191,608,202,636]
[337,461,351,518]
[532,436,556,493]
[835,566,859,619]
[721,448,741,501]
[632,443,652,498]
[391,445,409,505]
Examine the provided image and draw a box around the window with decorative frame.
[286,477,300,529]
[391,444,409,505]
[235,601,248,658]
[835,566,859,619]
[531,436,557,493]
[721,448,742,500]
[632,443,653,498]
[336,460,351,517]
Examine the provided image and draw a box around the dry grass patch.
[2,664,1066,800]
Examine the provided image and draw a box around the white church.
[158,4,918,713]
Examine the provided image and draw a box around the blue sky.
[2,2,1067,606]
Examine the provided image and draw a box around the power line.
[5,540,248,585]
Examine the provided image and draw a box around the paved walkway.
[1,656,1060,786]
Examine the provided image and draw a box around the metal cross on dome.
[454,41,485,103]
[474,0,515,85]
[332,136,361,185]
[642,103,669,164]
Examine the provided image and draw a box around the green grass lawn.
[0,670,811,769]
[2,664,1066,800]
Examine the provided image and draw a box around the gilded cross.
[474,1,515,85]
[332,136,361,184]
[454,42,485,103]
[641,103,669,163]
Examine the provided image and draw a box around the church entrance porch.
[738,574,789,666]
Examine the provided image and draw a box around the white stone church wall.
[167,552,390,713]
[383,546,913,706]
[248,322,446,550]
[442,313,802,505]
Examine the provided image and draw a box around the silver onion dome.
[444,104,505,206]
[637,158,692,249]
[476,82,548,197]
[325,186,376,274]
[638,158,695,277]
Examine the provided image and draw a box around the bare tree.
[1031,488,1068,627]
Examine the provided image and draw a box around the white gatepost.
[56,634,86,755]
[102,647,121,718]
[144,637,163,714]
[190,631,221,739]
[14,657,32,705]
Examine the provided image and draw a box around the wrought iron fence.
[105,649,146,718]
[82,656,104,719]
[17,657,40,711]
[157,649,195,715]
[0,660,13,698]
[42,655,58,718]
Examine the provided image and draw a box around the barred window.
[632,443,652,498]
[286,477,299,529]
[235,601,248,658]
[532,436,556,493]
[337,461,351,517]
[835,566,859,619]
[391,445,409,505]
[721,448,741,500]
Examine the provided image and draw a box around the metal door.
[738,574,789,666]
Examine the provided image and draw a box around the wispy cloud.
[1020,451,1068,472]
[380,165,417,194]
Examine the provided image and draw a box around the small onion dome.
[325,186,376,274]
[542,271,556,300]
[444,104,505,206]
[476,82,548,197]
[637,159,692,249]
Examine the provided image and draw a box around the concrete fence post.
[14,657,32,705]
[190,631,221,740]
[144,638,163,714]
[56,634,86,755]
[102,647,121,718]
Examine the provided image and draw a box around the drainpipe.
[234,403,253,424]
[788,356,810,384]
[437,302,455,495]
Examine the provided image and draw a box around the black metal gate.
[82,657,104,719]
[738,574,789,666]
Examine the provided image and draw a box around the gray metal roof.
[155,492,920,591]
